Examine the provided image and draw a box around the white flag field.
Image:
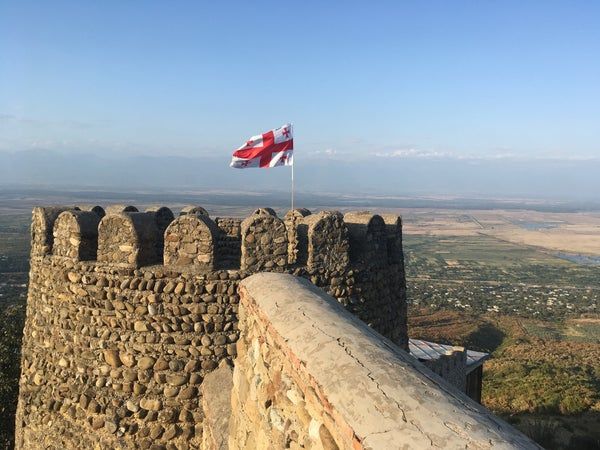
[230,124,293,169]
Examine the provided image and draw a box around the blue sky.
[1,1,599,163]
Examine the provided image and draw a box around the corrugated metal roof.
[409,339,489,373]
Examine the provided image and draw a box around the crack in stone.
[293,306,522,448]
[297,307,412,428]
[410,420,437,447]
[338,338,408,423]
[363,428,393,441]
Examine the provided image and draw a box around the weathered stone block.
[98,213,161,267]
[305,211,349,271]
[52,210,101,261]
[31,206,73,256]
[229,273,537,450]
[241,213,288,271]
[164,214,218,269]
[343,211,387,266]
[201,360,233,450]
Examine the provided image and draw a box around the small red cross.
[240,160,250,167]
[246,139,254,146]
[282,127,290,138]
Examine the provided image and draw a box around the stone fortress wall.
[228,273,537,450]
[16,203,408,450]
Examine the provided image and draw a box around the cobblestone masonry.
[16,205,407,449]
[53,210,102,261]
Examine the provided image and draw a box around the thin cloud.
[372,147,600,162]
[306,148,339,158]
[373,148,456,159]
[0,113,92,129]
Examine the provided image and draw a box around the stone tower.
[15,205,407,449]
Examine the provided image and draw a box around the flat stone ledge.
[238,273,539,450]
[201,360,233,450]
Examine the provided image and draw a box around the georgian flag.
[230,124,293,169]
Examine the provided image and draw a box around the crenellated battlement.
[31,205,404,274]
[17,203,409,449]
[27,204,408,348]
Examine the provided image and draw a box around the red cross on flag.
[230,124,293,169]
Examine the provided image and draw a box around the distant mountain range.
[1,149,599,202]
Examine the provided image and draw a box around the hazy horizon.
[1,148,600,203]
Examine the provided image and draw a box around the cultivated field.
[401,209,600,256]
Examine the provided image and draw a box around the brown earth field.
[399,209,600,256]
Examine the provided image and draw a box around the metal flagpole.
[291,123,295,211]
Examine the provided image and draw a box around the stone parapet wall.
[25,205,407,347]
[16,204,408,449]
[16,257,240,449]
[29,206,405,274]
[230,273,539,450]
